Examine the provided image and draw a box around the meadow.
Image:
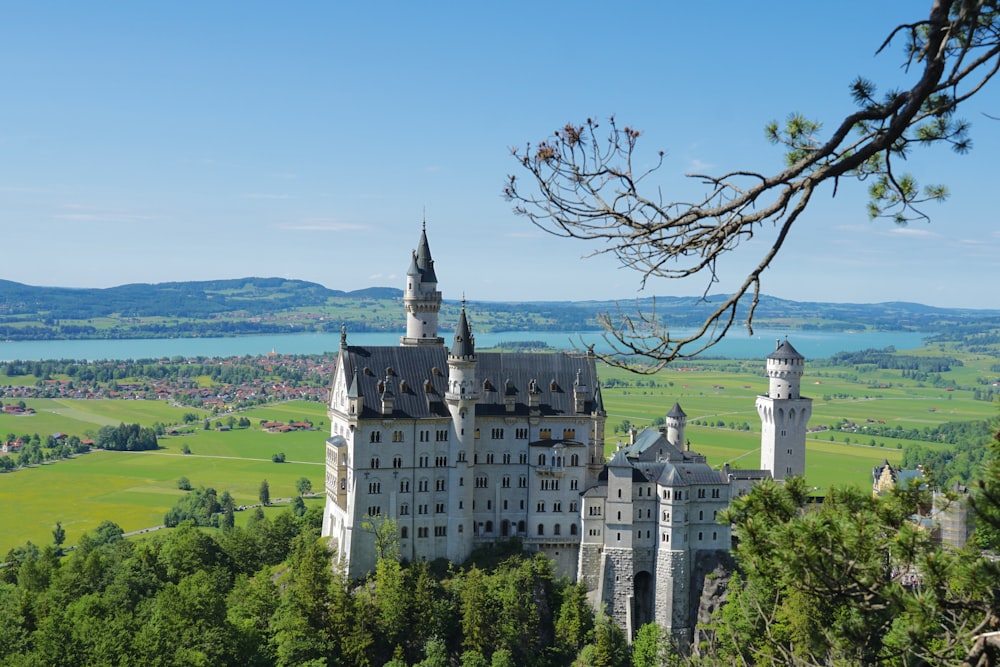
[1,339,996,554]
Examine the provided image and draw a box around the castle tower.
[665,402,686,450]
[401,222,444,346]
[445,302,478,562]
[756,339,812,481]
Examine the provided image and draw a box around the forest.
[4,457,1000,666]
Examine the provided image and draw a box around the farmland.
[1,338,997,554]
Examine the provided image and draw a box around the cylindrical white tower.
[665,402,686,450]
[445,305,478,563]
[756,339,812,481]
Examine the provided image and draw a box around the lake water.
[0,329,929,362]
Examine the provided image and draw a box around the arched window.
[570,523,578,535]
[485,520,493,533]
[554,524,561,536]
[538,523,545,536]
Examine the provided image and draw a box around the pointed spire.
[340,324,347,348]
[415,223,437,284]
[450,300,475,358]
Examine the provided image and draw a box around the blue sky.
[2,2,997,309]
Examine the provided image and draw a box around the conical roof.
[415,227,437,283]
[768,339,804,361]
[450,306,475,358]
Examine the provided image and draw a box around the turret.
[756,339,812,481]
[665,402,686,450]
[445,302,478,562]
[401,222,444,346]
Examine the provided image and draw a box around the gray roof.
[667,402,686,418]
[451,307,475,358]
[768,339,804,361]
[414,227,437,284]
[338,345,602,419]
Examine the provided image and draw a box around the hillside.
[0,277,998,340]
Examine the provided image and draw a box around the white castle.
[322,225,810,638]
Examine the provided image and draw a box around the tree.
[505,0,1000,368]
[176,476,192,491]
[295,477,312,496]
[702,475,1000,666]
[258,479,270,506]
[51,521,65,550]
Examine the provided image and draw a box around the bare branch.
[505,0,1000,367]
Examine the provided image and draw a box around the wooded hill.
[0,277,998,340]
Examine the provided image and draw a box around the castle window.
[618,489,622,498]
[491,428,504,439]
[435,479,445,491]
[400,479,409,493]
[519,476,527,488]
[562,429,575,440]
[538,524,545,536]
[539,428,552,440]
[537,502,545,512]
[369,432,381,443]
[393,456,402,468]
[370,457,380,469]
[435,503,445,513]
[400,503,409,516]
[368,481,381,494]
[554,524,561,536]
[516,428,528,440]
[502,475,510,488]
[699,511,704,521]
[617,511,621,521]
[401,526,408,539]
[392,430,404,443]
[570,479,578,491]
[570,501,578,513]
[571,454,579,466]
[503,452,511,464]
[519,453,527,464]
[570,524,578,535]
[475,429,480,439]
[698,532,703,541]
[475,476,488,488]
[485,520,493,533]
[418,479,428,492]
[539,454,547,466]
[486,452,494,464]
[553,502,562,512]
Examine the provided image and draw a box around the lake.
[0,328,929,362]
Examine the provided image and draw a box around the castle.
[322,225,810,638]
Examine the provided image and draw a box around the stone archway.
[633,570,654,631]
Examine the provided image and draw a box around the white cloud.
[885,227,936,238]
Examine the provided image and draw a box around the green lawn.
[0,400,327,553]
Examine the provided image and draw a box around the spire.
[450,300,475,358]
[415,225,437,284]
[340,324,347,349]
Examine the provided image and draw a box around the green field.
[1,340,997,555]
[0,400,327,553]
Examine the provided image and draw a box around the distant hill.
[0,278,402,319]
[0,278,998,341]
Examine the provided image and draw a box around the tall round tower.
[756,339,812,481]
[401,222,444,346]
[445,303,478,562]
[665,402,686,450]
